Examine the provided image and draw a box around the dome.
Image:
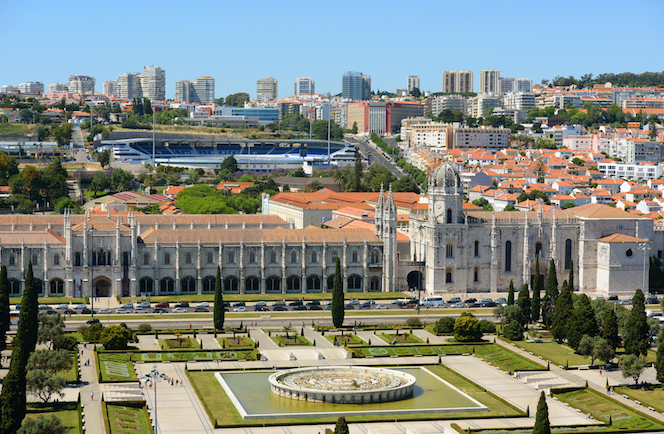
[432,162,461,190]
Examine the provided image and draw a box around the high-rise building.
[174,76,215,104]
[103,80,118,97]
[342,71,371,101]
[256,78,278,101]
[140,66,166,101]
[479,69,500,94]
[18,82,44,94]
[293,77,315,96]
[499,77,533,94]
[407,76,420,93]
[174,80,193,102]
[442,71,473,93]
[68,75,96,94]
[48,83,69,92]
[118,73,142,99]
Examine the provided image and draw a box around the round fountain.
[268,366,416,404]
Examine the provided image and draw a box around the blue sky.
[3,0,662,100]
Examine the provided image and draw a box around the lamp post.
[416,224,425,314]
[89,227,96,318]
[640,242,649,294]
[146,364,170,434]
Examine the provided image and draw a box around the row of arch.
[3,278,64,296]
[138,274,381,294]
[140,250,382,266]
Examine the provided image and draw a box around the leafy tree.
[503,320,524,341]
[214,266,224,330]
[624,289,649,357]
[472,198,493,211]
[453,315,482,342]
[0,265,9,354]
[504,204,518,211]
[89,171,110,197]
[18,414,67,434]
[568,294,597,350]
[479,319,496,334]
[334,416,349,434]
[97,149,111,168]
[656,336,664,383]
[517,284,531,326]
[532,391,551,434]
[391,176,420,194]
[307,180,324,192]
[351,121,358,134]
[542,260,558,326]
[433,317,455,335]
[577,335,599,364]
[225,92,250,107]
[53,335,77,352]
[26,368,67,402]
[409,87,421,98]
[619,354,647,385]
[507,280,515,306]
[109,168,134,192]
[532,256,541,322]
[50,123,73,147]
[550,283,572,343]
[593,337,615,365]
[331,257,344,328]
[100,325,132,350]
[37,313,64,349]
[143,98,152,116]
[220,155,238,173]
[602,309,621,351]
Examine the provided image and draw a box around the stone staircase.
[518,372,573,390]
[102,383,144,401]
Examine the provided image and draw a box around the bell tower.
[428,162,464,225]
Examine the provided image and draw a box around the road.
[346,135,405,180]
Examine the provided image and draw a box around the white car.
[172,307,188,313]
[121,302,134,309]
[55,304,68,310]
[115,308,130,314]
[99,308,112,314]
[197,302,209,308]
[134,307,148,313]
[74,304,87,309]
[233,306,247,312]
[375,304,388,309]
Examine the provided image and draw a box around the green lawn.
[131,350,258,362]
[324,334,365,346]
[187,364,522,427]
[159,337,201,349]
[555,388,664,431]
[377,332,424,344]
[473,345,545,372]
[271,335,313,346]
[59,351,79,383]
[97,353,137,382]
[351,344,475,358]
[106,402,152,434]
[503,339,590,367]
[10,297,85,305]
[24,402,81,433]
[218,336,255,349]
[615,385,664,413]
[0,123,32,136]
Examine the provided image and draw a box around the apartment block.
[499,77,532,94]
[293,77,315,96]
[467,94,501,117]
[410,122,453,152]
[479,69,500,94]
[347,101,424,135]
[68,75,95,94]
[430,95,466,116]
[342,71,371,101]
[442,70,473,93]
[48,83,69,92]
[175,76,215,104]
[503,92,536,111]
[452,126,510,151]
[118,73,142,99]
[140,66,166,101]
[257,77,278,101]
[407,76,420,93]
[18,82,44,94]
[103,80,118,97]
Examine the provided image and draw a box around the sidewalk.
[76,343,105,434]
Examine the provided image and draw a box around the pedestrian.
[91,392,94,401]
[599,370,602,376]
[189,324,192,329]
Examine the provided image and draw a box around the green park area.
[218,336,255,349]
[24,402,81,433]
[615,385,664,414]
[324,334,365,346]
[158,337,201,350]
[554,388,664,431]
[132,350,258,362]
[97,353,137,382]
[377,332,424,344]
[104,402,152,434]
[271,334,313,346]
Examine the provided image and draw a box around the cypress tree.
[567,294,597,350]
[532,256,541,322]
[655,336,664,383]
[507,280,515,306]
[602,309,621,351]
[334,416,350,434]
[331,257,344,328]
[550,283,572,344]
[532,391,551,434]
[625,289,649,356]
[213,265,224,330]
[352,149,362,192]
[568,259,574,291]
[517,284,531,326]
[0,262,38,433]
[0,265,9,353]
[543,259,559,327]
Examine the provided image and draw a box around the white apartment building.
[293,77,314,96]
[48,83,69,92]
[503,92,536,111]
[467,94,501,118]
[410,122,452,152]
[479,69,500,94]
[257,78,278,101]
[140,66,166,101]
[368,104,387,136]
[118,73,142,99]
[430,95,466,116]
[622,97,664,109]
[597,161,663,180]
[68,75,95,94]
[103,80,118,97]
[174,80,192,102]
[407,76,420,93]
[453,126,510,151]
[619,138,662,164]
[18,82,44,94]
[499,77,532,94]
[175,76,215,104]
[442,71,473,93]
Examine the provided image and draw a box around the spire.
[386,183,396,214]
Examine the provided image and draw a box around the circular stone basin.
[269,366,416,404]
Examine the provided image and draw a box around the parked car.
[152,308,167,313]
[273,300,286,307]
[74,304,87,309]
[44,310,58,315]
[121,303,134,309]
[115,308,130,314]
[463,298,477,304]
[288,300,303,306]
[273,305,287,311]
[172,307,188,313]
[155,302,169,308]
[306,300,320,306]
[451,302,465,308]
[293,305,307,311]
[308,305,322,310]
[99,308,112,314]
[55,304,68,310]
[86,318,100,325]
[254,306,270,312]
[448,297,461,304]
[232,301,245,307]
[254,301,267,307]
[64,309,76,315]
[358,301,372,309]
[375,304,388,309]
[347,300,361,305]
[324,305,332,310]
[495,298,507,304]
[139,302,151,308]
[608,295,619,301]
[174,302,189,308]
[645,295,659,304]
[194,307,209,312]
[81,308,95,314]
[38,304,50,310]
[344,304,355,310]
[14,304,20,310]
[134,307,148,313]
[233,306,247,312]
[480,301,496,307]
[197,302,209,308]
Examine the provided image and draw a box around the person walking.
[91,392,94,401]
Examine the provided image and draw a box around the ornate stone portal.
[269,366,416,404]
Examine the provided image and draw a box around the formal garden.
[103,401,152,434]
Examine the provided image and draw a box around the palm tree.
[144,175,157,195]
[333,171,347,190]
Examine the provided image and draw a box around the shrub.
[433,317,455,335]
[137,324,152,333]
[53,335,77,352]
[503,321,524,341]
[479,319,497,334]
[405,317,422,327]
[100,325,133,350]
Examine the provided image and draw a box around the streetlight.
[144,365,170,434]
[416,224,425,314]
[89,227,97,318]
[640,242,650,294]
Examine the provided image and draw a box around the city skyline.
[2,0,661,100]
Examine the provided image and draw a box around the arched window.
[306,275,321,292]
[223,276,239,293]
[505,241,512,272]
[8,279,20,295]
[352,251,358,262]
[266,276,281,293]
[347,274,362,291]
[143,253,149,266]
[202,276,215,293]
[291,251,297,263]
[331,251,338,262]
[207,252,213,264]
[34,279,43,295]
[139,277,154,293]
[228,251,235,264]
[371,251,380,264]
[270,251,277,263]
[474,266,479,282]
[564,239,572,270]
[446,270,453,283]
[446,208,453,224]
[249,251,256,264]
[8,254,15,266]
[49,279,64,295]
[185,252,192,264]
[535,242,542,258]
[245,276,260,293]
[311,251,318,263]
[327,275,335,291]
[164,253,170,265]
[286,276,301,292]
[181,276,196,293]
[446,243,453,258]
[53,254,60,266]
[370,277,380,292]
[75,253,81,267]
[32,254,38,266]
[160,277,175,293]
[474,240,480,257]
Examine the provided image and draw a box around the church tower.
[381,185,397,292]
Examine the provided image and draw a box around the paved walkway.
[77,343,105,434]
